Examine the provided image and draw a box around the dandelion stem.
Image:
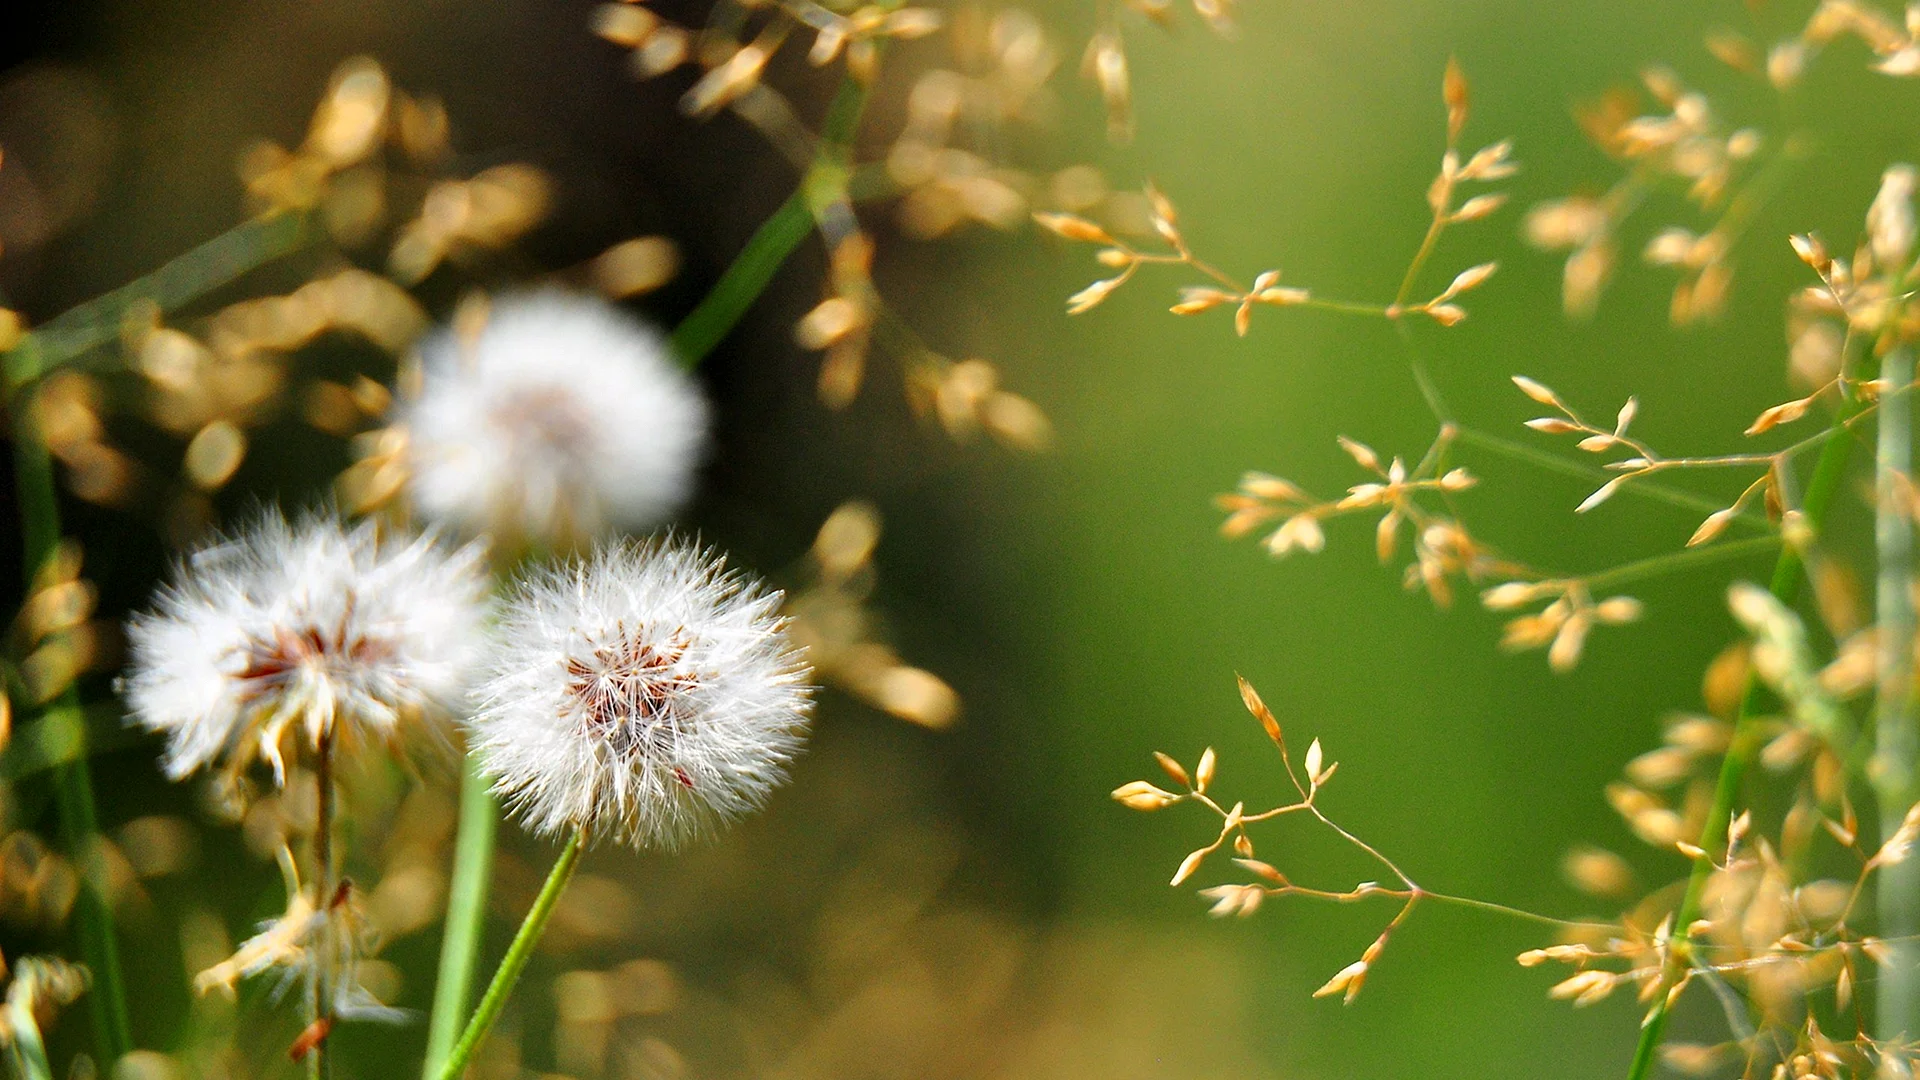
[435,828,584,1080]
[1873,343,1918,1041]
[2,336,133,1066]
[310,727,335,1080]
[422,758,498,1079]
[1624,383,1865,1080]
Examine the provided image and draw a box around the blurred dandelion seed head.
[469,538,813,850]
[400,290,710,545]
[122,511,490,783]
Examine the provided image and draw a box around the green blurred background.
[3,0,1919,1076]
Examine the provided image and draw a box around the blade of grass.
[668,191,815,367]
[4,336,133,1065]
[7,210,311,389]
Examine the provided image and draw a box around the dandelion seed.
[402,290,710,543]
[123,511,489,784]
[467,539,812,850]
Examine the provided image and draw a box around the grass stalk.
[668,192,815,367]
[1624,389,1864,1080]
[434,828,583,1080]
[1874,343,1918,1041]
[4,337,133,1066]
[421,759,498,1079]
[668,74,870,369]
[6,211,311,389]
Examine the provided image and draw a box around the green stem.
[310,728,335,1080]
[434,829,583,1080]
[668,75,872,369]
[667,191,816,368]
[1624,391,1863,1080]
[3,338,133,1066]
[1579,535,1781,592]
[421,759,498,1079]
[1455,428,1769,525]
[1875,344,1918,1041]
[5,211,311,390]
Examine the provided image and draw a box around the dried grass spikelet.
[0,955,89,1050]
[1526,68,1774,323]
[389,164,550,283]
[239,57,391,213]
[591,236,681,298]
[1484,577,1643,673]
[194,845,403,1028]
[799,233,877,409]
[127,271,427,494]
[29,370,141,508]
[1563,845,1636,898]
[784,502,961,729]
[1220,433,1497,608]
[1766,0,1920,81]
[12,540,112,707]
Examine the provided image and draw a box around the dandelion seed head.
[469,538,812,850]
[123,511,489,782]
[401,290,709,543]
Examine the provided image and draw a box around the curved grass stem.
[434,828,584,1080]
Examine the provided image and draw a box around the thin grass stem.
[668,191,816,367]
[669,75,871,369]
[422,759,499,1079]
[1455,428,1768,524]
[5,211,312,390]
[1578,535,1781,592]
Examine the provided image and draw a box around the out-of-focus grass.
[6,0,1920,1076]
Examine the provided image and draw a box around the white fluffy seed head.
[467,538,812,850]
[123,511,491,783]
[400,289,710,544]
